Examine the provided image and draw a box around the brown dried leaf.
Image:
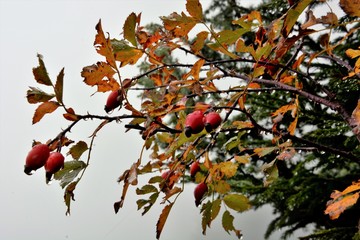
[32,101,59,124]
[156,203,174,239]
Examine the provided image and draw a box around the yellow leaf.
[234,155,250,164]
[186,0,203,20]
[340,0,360,17]
[219,161,238,178]
[345,48,360,59]
[32,101,59,124]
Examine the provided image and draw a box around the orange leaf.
[183,59,205,80]
[325,192,359,220]
[287,115,298,135]
[94,20,116,67]
[33,101,59,124]
[191,31,208,54]
[186,0,203,20]
[156,203,174,239]
[161,12,196,38]
[340,0,360,17]
[112,39,143,67]
[63,108,78,121]
[81,62,119,92]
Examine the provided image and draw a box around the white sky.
[0,0,343,239]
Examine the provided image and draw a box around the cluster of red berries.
[24,144,65,182]
[184,110,222,137]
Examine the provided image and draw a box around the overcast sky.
[0,0,343,239]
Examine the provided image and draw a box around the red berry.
[190,161,201,178]
[104,90,122,113]
[45,152,65,182]
[184,110,205,137]
[24,144,50,175]
[194,182,208,207]
[204,112,222,132]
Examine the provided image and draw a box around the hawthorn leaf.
[350,100,360,134]
[55,68,64,104]
[111,39,143,67]
[136,184,158,195]
[94,20,116,67]
[64,181,78,216]
[262,159,279,187]
[63,108,78,121]
[213,180,231,194]
[346,48,360,59]
[223,194,251,212]
[81,62,119,92]
[201,201,212,234]
[156,203,174,239]
[254,147,276,157]
[222,210,242,238]
[32,101,59,124]
[186,0,203,20]
[218,161,238,178]
[161,12,196,38]
[68,141,88,160]
[288,115,298,135]
[191,31,208,54]
[282,0,312,37]
[339,0,360,17]
[325,192,359,220]
[26,87,55,104]
[123,12,137,47]
[54,160,87,188]
[234,155,250,164]
[32,54,52,86]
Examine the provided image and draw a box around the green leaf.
[55,68,64,104]
[262,159,279,187]
[223,194,251,212]
[136,184,158,195]
[254,146,277,157]
[222,210,235,233]
[68,141,88,160]
[54,160,87,188]
[201,201,212,235]
[123,12,137,47]
[282,0,312,37]
[32,54,52,86]
[26,87,55,104]
[211,199,222,222]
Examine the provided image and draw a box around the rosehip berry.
[104,90,122,113]
[190,161,201,178]
[184,110,205,137]
[204,112,222,132]
[24,144,50,175]
[194,182,208,207]
[45,152,65,182]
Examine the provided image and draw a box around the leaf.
[186,0,203,20]
[191,31,208,54]
[94,20,116,67]
[222,210,242,238]
[350,100,360,134]
[81,62,119,92]
[201,201,212,235]
[161,12,196,38]
[183,59,205,80]
[234,155,250,164]
[136,184,158,195]
[63,108,78,121]
[111,39,143,67]
[32,101,59,124]
[54,160,87,188]
[64,181,77,216]
[218,161,238,178]
[282,0,312,37]
[325,192,359,220]
[68,141,88,160]
[156,203,174,239]
[123,12,138,47]
[55,68,64,104]
[254,147,276,157]
[340,0,360,17]
[288,115,298,135]
[262,159,278,187]
[26,87,55,104]
[223,194,251,212]
[346,48,360,59]
[32,54,52,86]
